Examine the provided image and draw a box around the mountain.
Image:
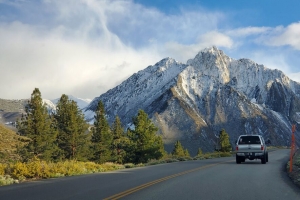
[0,96,91,129]
[85,46,300,155]
[0,99,27,130]
[51,95,92,110]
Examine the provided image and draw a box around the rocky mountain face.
[85,46,300,155]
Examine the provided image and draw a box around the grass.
[0,151,233,186]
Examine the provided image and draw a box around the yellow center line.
[103,159,234,200]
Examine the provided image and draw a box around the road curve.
[0,149,299,200]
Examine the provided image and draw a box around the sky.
[0,0,300,100]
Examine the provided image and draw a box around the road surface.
[0,149,299,200]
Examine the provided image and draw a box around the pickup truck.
[235,135,268,164]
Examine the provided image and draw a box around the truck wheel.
[236,155,241,164]
[266,153,269,162]
[261,154,266,164]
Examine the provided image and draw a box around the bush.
[0,163,6,176]
[10,162,29,180]
[0,175,16,186]
[124,163,135,168]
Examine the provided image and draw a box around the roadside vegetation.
[0,88,233,186]
[287,150,300,188]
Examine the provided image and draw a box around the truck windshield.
[238,136,261,144]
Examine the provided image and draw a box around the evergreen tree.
[91,101,113,163]
[172,140,185,157]
[111,116,127,164]
[55,94,90,161]
[184,149,190,157]
[196,148,203,156]
[17,88,58,161]
[219,129,232,152]
[128,110,164,163]
[123,128,136,163]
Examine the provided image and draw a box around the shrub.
[0,175,16,186]
[124,163,135,168]
[0,163,6,176]
[10,162,29,180]
[26,158,51,179]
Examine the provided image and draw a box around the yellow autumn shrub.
[0,163,6,175]
[10,162,29,180]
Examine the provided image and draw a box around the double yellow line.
[104,160,232,200]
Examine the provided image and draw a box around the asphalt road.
[0,149,299,200]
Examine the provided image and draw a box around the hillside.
[0,124,29,162]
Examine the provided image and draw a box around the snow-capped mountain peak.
[84,46,300,155]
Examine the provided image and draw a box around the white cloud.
[0,0,299,100]
[0,0,227,99]
[0,21,160,99]
[288,72,300,83]
[262,22,300,50]
[226,26,271,37]
[164,31,233,62]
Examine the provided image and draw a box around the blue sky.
[0,0,299,99]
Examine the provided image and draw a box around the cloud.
[0,21,160,99]
[261,22,300,50]
[164,31,233,62]
[226,26,271,37]
[289,72,300,83]
[0,0,227,99]
[0,0,299,100]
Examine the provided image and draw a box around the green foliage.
[91,101,113,163]
[127,110,164,164]
[219,129,232,152]
[16,88,58,162]
[55,94,90,161]
[172,140,185,157]
[111,116,127,164]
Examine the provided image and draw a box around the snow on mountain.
[42,99,56,112]
[51,95,91,110]
[85,58,188,122]
[85,46,300,155]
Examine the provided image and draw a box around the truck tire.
[236,155,241,164]
[261,154,266,164]
[266,153,269,162]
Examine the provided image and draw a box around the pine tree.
[172,140,185,157]
[128,110,164,163]
[17,88,58,161]
[123,128,136,163]
[55,94,90,161]
[184,149,190,157]
[219,129,232,152]
[111,116,127,164]
[196,148,203,156]
[91,101,113,163]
